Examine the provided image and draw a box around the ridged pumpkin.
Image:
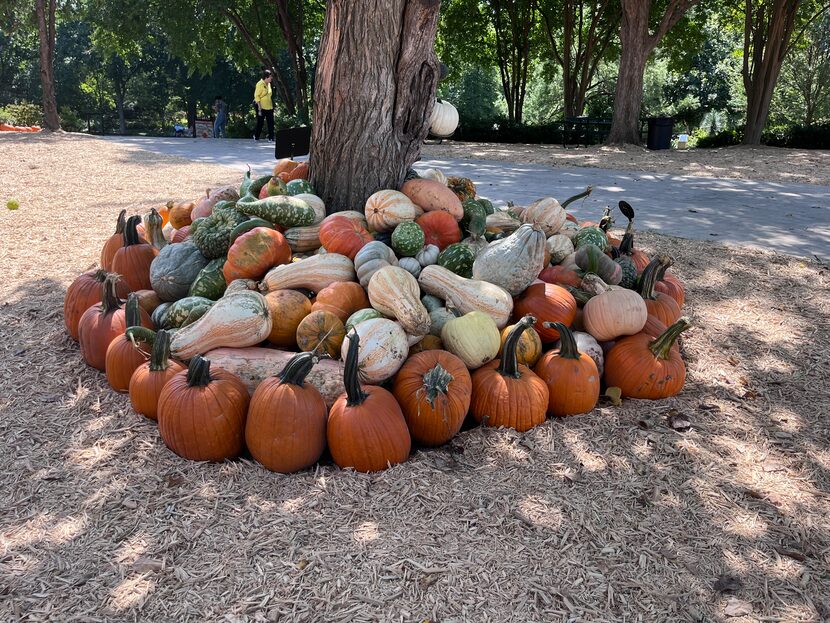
[521,197,566,236]
[100,209,127,271]
[393,350,471,446]
[64,269,129,341]
[499,323,543,367]
[604,318,691,399]
[469,315,549,432]
[246,352,328,473]
[104,294,152,393]
[582,274,647,341]
[415,211,462,250]
[534,322,600,416]
[112,215,159,292]
[265,289,312,347]
[354,241,398,288]
[319,215,373,259]
[364,190,421,232]
[311,281,370,323]
[224,227,291,282]
[128,330,184,421]
[157,356,250,461]
[296,310,345,358]
[512,283,577,342]
[327,331,411,472]
[149,241,209,302]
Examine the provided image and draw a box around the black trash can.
[646,117,674,150]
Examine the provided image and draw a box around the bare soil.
[422,141,830,186]
[1,132,829,623]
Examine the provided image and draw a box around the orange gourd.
[111,215,158,291]
[129,330,184,421]
[296,310,345,358]
[534,322,599,416]
[265,289,312,347]
[311,282,370,323]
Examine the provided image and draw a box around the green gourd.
[391,222,425,257]
[189,258,228,300]
[437,243,476,278]
[149,242,209,302]
[236,194,316,228]
[191,208,248,259]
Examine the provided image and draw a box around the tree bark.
[35,0,60,131]
[309,0,441,214]
[742,0,800,145]
[492,0,536,123]
[115,90,126,135]
[606,0,700,144]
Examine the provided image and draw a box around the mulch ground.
[1,132,829,622]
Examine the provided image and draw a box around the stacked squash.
[64,158,692,474]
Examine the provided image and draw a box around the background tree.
[310,0,441,213]
[606,0,701,144]
[539,0,620,118]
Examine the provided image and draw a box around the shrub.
[0,102,43,126]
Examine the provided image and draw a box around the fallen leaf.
[132,557,164,573]
[724,597,752,617]
[604,387,622,406]
[713,574,742,593]
[668,412,691,432]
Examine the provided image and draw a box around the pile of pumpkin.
[64,158,689,473]
[0,123,41,132]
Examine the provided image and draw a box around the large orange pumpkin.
[157,356,249,461]
[111,215,158,291]
[64,269,129,341]
[223,227,291,282]
[327,331,411,472]
[534,322,599,416]
[246,351,328,473]
[129,330,185,421]
[392,350,471,447]
[512,283,577,343]
[104,294,152,393]
[604,317,691,399]
[265,289,312,347]
[469,315,549,432]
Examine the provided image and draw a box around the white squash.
[364,190,421,232]
[367,266,430,336]
[441,311,501,369]
[340,318,408,384]
[416,168,447,185]
[546,234,575,265]
[472,224,547,295]
[521,197,566,236]
[418,265,513,328]
[260,253,355,293]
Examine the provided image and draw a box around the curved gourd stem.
[101,274,123,315]
[543,322,580,359]
[113,209,127,235]
[123,215,143,247]
[598,207,614,232]
[344,330,368,407]
[126,327,156,346]
[148,330,172,372]
[278,351,317,387]
[655,254,674,281]
[618,200,635,222]
[561,186,593,209]
[618,218,635,256]
[186,355,212,387]
[649,317,691,360]
[124,293,141,328]
[422,363,454,406]
[146,208,167,250]
[637,257,663,301]
[498,315,536,378]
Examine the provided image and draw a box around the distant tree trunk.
[491,0,537,123]
[275,0,310,121]
[309,0,441,213]
[115,90,127,135]
[606,0,700,144]
[742,0,801,145]
[540,0,620,119]
[35,0,60,130]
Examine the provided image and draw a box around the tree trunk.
[606,0,700,145]
[115,90,127,135]
[606,1,650,144]
[742,0,800,145]
[309,0,441,214]
[35,0,60,131]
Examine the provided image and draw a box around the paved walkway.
[105,136,830,259]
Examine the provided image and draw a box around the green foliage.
[0,102,42,125]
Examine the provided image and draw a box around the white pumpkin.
[416,244,440,267]
[340,318,408,384]
[417,168,448,185]
[364,190,421,232]
[397,256,422,278]
[546,234,575,265]
[354,241,398,288]
[521,197,566,236]
[429,99,459,137]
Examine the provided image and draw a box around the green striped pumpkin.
[572,226,609,252]
[437,242,476,278]
[188,258,227,300]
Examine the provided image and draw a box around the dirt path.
[1,133,828,623]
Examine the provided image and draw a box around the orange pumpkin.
[111,215,158,291]
[285,162,309,181]
[273,158,300,176]
[64,269,129,341]
[129,330,185,421]
[393,350,471,446]
[296,310,346,358]
[638,257,681,326]
[100,209,127,271]
[534,322,600,416]
[311,282,370,323]
[319,215,373,260]
[104,294,153,393]
[223,227,291,282]
[415,211,462,250]
[512,282,577,343]
[538,265,582,288]
[265,289,312,347]
[499,322,543,367]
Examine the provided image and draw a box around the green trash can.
[647,117,674,150]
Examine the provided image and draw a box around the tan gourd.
[471,224,547,295]
[418,265,513,328]
[367,266,430,336]
[260,253,356,293]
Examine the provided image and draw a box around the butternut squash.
[472,224,546,295]
[367,266,430,336]
[418,265,513,328]
[260,253,356,293]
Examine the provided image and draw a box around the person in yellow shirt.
[253,69,275,141]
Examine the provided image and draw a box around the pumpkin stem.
[655,254,674,281]
[343,330,368,407]
[543,322,581,359]
[100,273,123,315]
[637,256,662,301]
[561,186,593,209]
[618,218,635,256]
[580,273,610,297]
[185,355,212,387]
[498,315,536,378]
[278,351,318,387]
[113,209,127,235]
[146,208,167,250]
[598,207,614,232]
[124,293,142,328]
[649,317,691,360]
[126,326,156,347]
[147,329,172,372]
[123,215,143,247]
[422,363,454,406]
